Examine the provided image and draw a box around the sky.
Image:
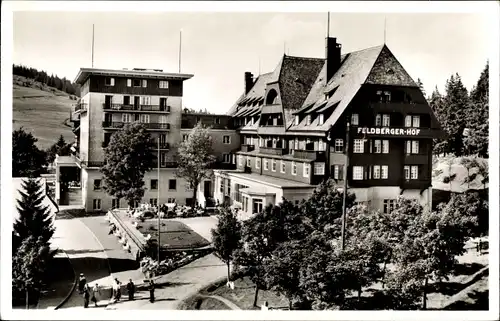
[12,10,492,114]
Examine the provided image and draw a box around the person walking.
[148,280,155,303]
[78,273,87,294]
[126,279,135,301]
[91,283,100,307]
[115,278,122,302]
[83,284,90,308]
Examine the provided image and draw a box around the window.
[412,116,420,128]
[412,141,419,154]
[378,91,392,102]
[112,198,120,209]
[318,114,324,125]
[182,134,189,142]
[123,96,131,105]
[246,157,251,167]
[127,79,132,87]
[159,115,167,124]
[223,153,231,163]
[375,114,382,126]
[105,77,115,86]
[264,159,269,170]
[150,179,158,190]
[220,179,225,193]
[295,115,300,125]
[351,114,359,125]
[382,114,390,127]
[133,79,142,87]
[374,140,382,153]
[381,165,389,179]
[405,115,420,127]
[303,163,310,178]
[314,163,325,175]
[318,140,326,151]
[149,198,158,206]
[93,199,101,210]
[168,179,177,190]
[383,199,396,214]
[332,165,344,180]
[373,165,381,179]
[159,80,169,89]
[140,114,150,123]
[403,165,410,180]
[411,165,419,179]
[353,166,364,180]
[215,117,220,124]
[142,80,147,87]
[335,139,344,153]
[93,179,102,191]
[252,199,263,214]
[238,155,244,167]
[122,113,132,123]
[306,115,311,126]
[167,198,176,204]
[353,139,364,153]
[281,161,286,173]
[292,161,297,175]
[256,158,261,169]
[382,140,389,154]
[223,136,231,144]
[272,159,277,172]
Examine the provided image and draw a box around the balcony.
[241,144,255,152]
[369,102,429,114]
[404,153,428,164]
[103,104,171,113]
[400,179,431,190]
[81,161,106,168]
[291,149,326,161]
[102,122,170,130]
[259,146,288,156]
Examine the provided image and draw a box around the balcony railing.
[259,146,288,156]
[241,144,255,152]
[400,179,431,190]
[75,103,88,112]
[292,149,326,160]
[81,161,106,168]
[102,122,170,130]
[103,104,171,112]
[404,153,428,165]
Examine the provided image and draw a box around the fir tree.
[429,87,448,155]
[465,62,489,157]
[443,73,469,156]
[13,178,55,247]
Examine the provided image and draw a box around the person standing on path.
[78,273,87,294]
[115,278,122,302]
[83,284,90,308]
[91,283,100,307]
[148,280,155,303]
[126,279,135,301]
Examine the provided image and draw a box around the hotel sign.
[357,127,421,136]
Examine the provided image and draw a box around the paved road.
[49,217,112,309]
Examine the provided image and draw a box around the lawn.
[136,219,210,250]
[13,80,75,149]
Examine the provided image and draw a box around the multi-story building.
[214,37,443,217]
[56,67,238,212]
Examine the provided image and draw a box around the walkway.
[106,253,227,310]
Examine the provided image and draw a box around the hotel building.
[57,68,238,212]
[213,37,443,217]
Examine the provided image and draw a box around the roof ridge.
[284,55,325,61]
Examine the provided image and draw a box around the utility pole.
[157,137,161,263]
[91,24,95,67]
[340,121,350,251]
[178,29,182,73]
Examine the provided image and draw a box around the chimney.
[244,72,254,94]
[326,37,342,82]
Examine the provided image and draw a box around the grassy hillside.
[13,75,76,150]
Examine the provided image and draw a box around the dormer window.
[265,89,278,105]
[306,115,311,126]
[318,114,324,125]
[351,114,359,126]
[295,115,300,126]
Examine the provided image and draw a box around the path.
[200,295,242,310]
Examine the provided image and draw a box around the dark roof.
[227,72,273,116]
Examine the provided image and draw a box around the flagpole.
[341,121,350,251]
[157,137,161,263]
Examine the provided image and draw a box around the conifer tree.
[465,62,489,157]
[13,178,55,247]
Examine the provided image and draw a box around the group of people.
[79,273,101,308]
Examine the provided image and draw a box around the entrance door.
[204,181,211,198]
[160,98,167,111]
